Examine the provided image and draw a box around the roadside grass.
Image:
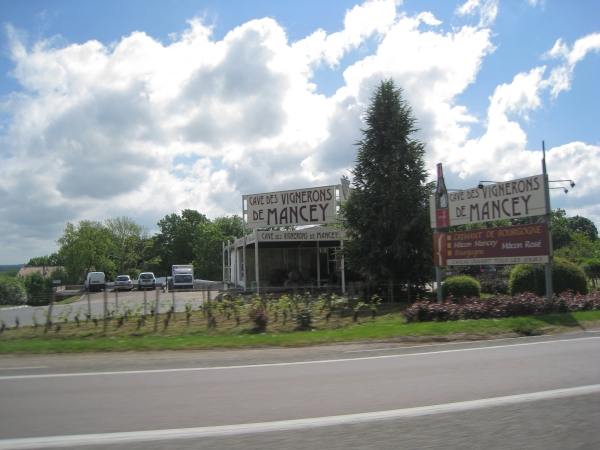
[1,307,599,354]
[55,295,85,305]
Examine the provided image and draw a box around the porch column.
[254,229,260,294]
[316,240,321,287]
[341,238,346,294]
[243,235,247,292]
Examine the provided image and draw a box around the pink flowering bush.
[402,291,600,323]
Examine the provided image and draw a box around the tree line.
[22,211,243,286]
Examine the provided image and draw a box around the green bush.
[0,276,27,305]
[498,265,515,278]
[509,257,589,296]
[578,258,600,288]
[19,271,52,297]
[442,275,481,300]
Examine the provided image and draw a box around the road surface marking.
[0,336,598,381]
[0,384,598,449]
[0,367,48,370]
[343,336,524,353]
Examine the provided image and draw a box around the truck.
[170,264,195,290]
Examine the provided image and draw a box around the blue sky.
[0,0,599,264]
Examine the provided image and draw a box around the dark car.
[460,265,496,276]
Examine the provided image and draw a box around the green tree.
[565,215,598,242]
[0,276,27,305]
[213,215,244,239]
[192,221,227,280]
[153,210,210,275]
[341,80,434,286]
[25,253,63,267]
[551,209,573,250]
[57,220,116,283]
[49,267,69,285]
[105,216,149,276]
[554,232,599,260]
[551,209,599,250]
[19,271,51,299]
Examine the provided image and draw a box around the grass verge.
[55,295,85,305]
[1,309,599,354]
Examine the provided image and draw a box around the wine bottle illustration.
[435,163,450,228]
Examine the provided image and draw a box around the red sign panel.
[433,223,550,266]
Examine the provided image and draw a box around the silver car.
[114,275,133,291]
[138,272,156,290]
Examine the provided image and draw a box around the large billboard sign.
[244,185,337,229]
[433,223,550,266]
[430,174,548,228]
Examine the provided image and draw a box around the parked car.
[84,272,106,292]
[459,265,497,277]
[138,272,156,290]
[114,275,133,291]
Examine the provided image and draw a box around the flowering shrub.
[249,306,269,332]
[402,291,600,323]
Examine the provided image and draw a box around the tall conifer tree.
[342,80,433,286]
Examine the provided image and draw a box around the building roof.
[17,266,64,278]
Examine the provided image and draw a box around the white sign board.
[430,174,547,228]
[245,185,337,229]
[247,228,344,243]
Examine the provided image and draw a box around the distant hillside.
[0,264,24,276]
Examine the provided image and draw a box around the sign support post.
[435,237,442,303]
[542,141,554,304]
[254,228,259,294]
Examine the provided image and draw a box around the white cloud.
[454,0,498,27]
[545,33,600,97]
[0,1,598,263]
[292,0,398,71]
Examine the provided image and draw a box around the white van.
[85,272,106,292]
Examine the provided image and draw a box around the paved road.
[0,333,598,449]
[0,289,219,328]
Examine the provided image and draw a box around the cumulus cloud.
[292,0,398,70]
[545,33,600,97]
[0,0,598,263]
[454,0,498,27]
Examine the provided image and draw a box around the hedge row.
[402,291,600,323]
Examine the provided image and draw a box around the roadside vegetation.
[1,291,599,354]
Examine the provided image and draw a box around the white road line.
[0,367,49,370]
[1,384,598,449]
[343,336,522,353]
[0,336,598,381]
